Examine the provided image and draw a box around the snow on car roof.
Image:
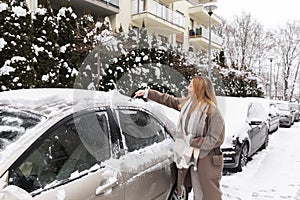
[0,88,178,125]
[0,88,116,114]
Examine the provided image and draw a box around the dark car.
[218,97,269,172]
[276,100,294,127]
[0,89,186,200]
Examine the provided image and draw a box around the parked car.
[290,102,300,122]
[0,89,185,200]
[276,100,294,127]
[218,96,269,172]
[268,103,280,133]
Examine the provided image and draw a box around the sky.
[216,0,300,28]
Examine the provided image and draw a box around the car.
[275,100,294,127]
[0,89,185,200]
[290,102,300,122]
[218,96,269,172]
[268,103,280,133]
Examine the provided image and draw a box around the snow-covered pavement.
[222,122,300,200]
[189,122,300,200]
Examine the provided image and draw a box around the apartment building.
[27,0,222,53]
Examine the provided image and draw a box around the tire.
[168,185,188,200]
[235,143,249,172]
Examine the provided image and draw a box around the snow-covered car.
[0,89,184,200]
[289,102,300,122]
[218,96,269,172]
[275,100,294,127]
[268,103,280,133]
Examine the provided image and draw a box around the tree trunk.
[290,62,300,101]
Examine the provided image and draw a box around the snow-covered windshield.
[0,106,44,152]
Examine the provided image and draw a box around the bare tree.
[221,12,274,70]
[274,20,300,100]
[290,61,300,100]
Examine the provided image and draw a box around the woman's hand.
[134,90,145,98]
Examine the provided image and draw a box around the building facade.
[27,0,222,53]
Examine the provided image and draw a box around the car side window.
[117,109,166,152]
[8,111,111,194]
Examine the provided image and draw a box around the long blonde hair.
[179,76,217,114]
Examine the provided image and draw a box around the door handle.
[96,178,118,195]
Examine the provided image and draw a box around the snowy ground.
[189,122,300,200]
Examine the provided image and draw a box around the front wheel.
[235,143,249,172]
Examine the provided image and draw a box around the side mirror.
[250,120,262,125]
[248,117,263,126]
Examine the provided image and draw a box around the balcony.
[188,0,217,5]
[132,0,186,35]
[161,0,183,4]
[189,4,222,26]
[189,26,222,50]
[50,0,119,17]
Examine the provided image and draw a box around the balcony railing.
[132,0,186,28]
[100,0,119,7]
[189,26,222,45]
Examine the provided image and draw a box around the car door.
[269,104,280,131]
[115,108,174,200]
[247,103,263,153]
[6,110,125,200]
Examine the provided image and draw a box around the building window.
[190,18,194,29]
[158,35,168,45]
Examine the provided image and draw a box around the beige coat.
[147,89,225,200]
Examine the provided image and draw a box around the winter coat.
[147,89,225,189]
[147,89,225,156]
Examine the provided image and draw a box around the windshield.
[0,106,44,152]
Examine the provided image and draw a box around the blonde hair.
[179,76,217,114]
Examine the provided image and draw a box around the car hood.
[279,110,291,116]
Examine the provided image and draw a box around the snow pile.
[0,3,8,12]
[12,6,27,17]
[104,139,173,173]
[0,38,7,51]
[0,56,27,75]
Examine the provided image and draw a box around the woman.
[134,76,225,200]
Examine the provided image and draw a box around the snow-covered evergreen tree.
[0,0,35,91]
[56,3,79,87]
[32,0,60,87]
[212,66,264,97]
